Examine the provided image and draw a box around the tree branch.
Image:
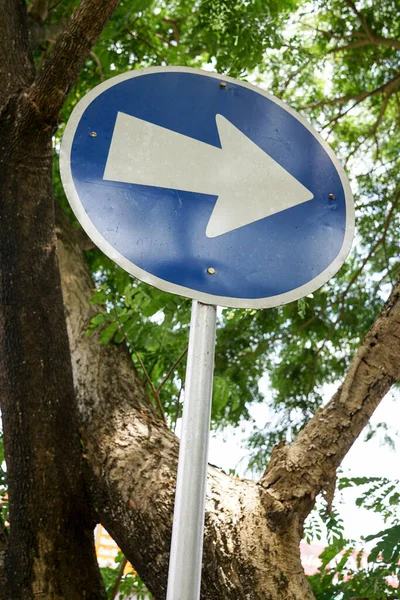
[343,0,375,41]
[90,50,105,81]
[28,0,50,22]
[371,36,400,51]
[331,0,400,51]
[304,72,400,109]
[157,346,188,392]
[305,20,400,51]
[163,16,180,42]
[330,36,400,52]
[56,193,400,597]
[0,0,35,106]
[25,0,120,125]
[262,273,400,517]
[328,38,371,53]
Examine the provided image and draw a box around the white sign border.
[60,66,354,309]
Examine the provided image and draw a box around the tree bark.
[26,0,121,126]
[0,0,120,597]
[0,0,34,106]
[0,76,107,600]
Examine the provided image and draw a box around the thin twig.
[163,16,180,42]
[147,318,170,379]
[48,0,65,13]
[128,30,163,60]
[277,66,303,98]
[321,94,367,133]
[154,32,172,46]
[109,556,128,600]
[344,136,374,168]
[383,239,395,286]
[174,376,184,433]
[365,92,393,139]
[131,345,167,423]
[308,306,345,393]
[157,347,188,392]
[90,50,105,82]
[337,90,391,161]
[373,132,381,162]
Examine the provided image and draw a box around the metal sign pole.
[166,300,217,600]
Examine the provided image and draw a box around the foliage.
[50,0,400,465]
[86,264,192,424]
[85,260,273,426]
[100,552,152,599]
[309,556,399,599]
[306,476,400,599]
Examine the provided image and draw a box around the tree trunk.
[0,0,124,595]
[0,4,107,596]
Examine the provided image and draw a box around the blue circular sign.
[60,67,354,308]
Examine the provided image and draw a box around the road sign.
[60,67,354,309]
[60,68,355,600]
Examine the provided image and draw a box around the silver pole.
[166,300,217,600]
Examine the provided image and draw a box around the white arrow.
[103,112,314,238]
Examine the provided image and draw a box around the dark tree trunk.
[0,110,107,599]
[0,1,109,598]
[0,69,107,600]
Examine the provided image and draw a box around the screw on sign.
[60,66,354,600]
